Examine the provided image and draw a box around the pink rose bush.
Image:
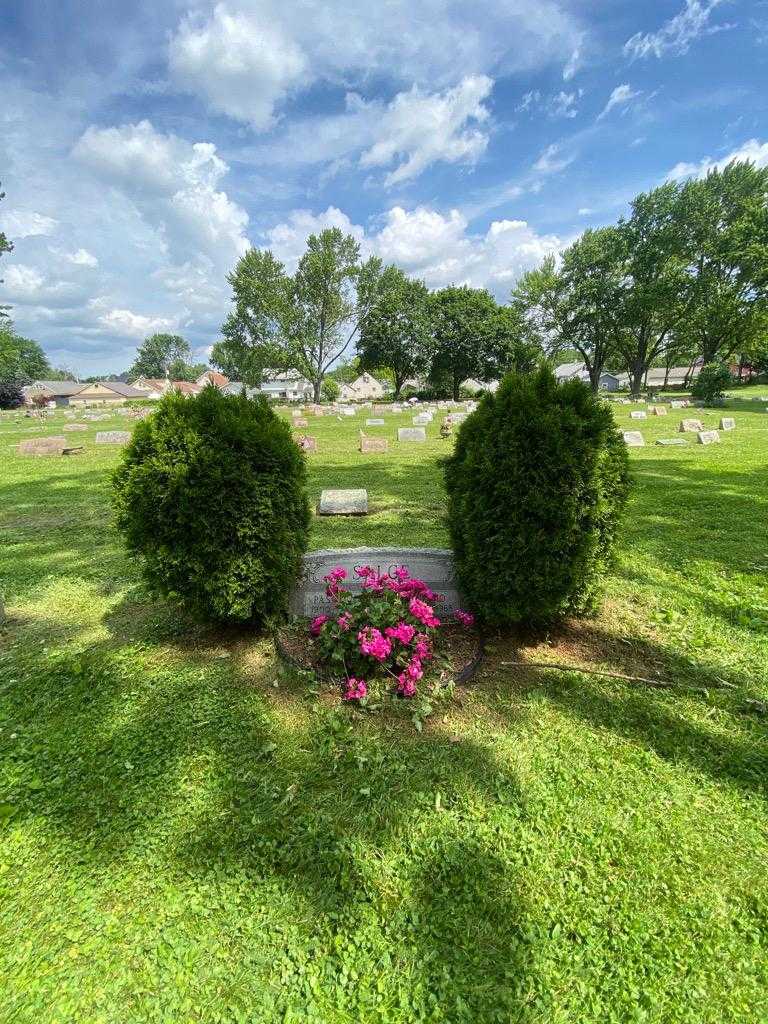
[308,564,474,704]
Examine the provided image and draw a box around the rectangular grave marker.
[630,410,647,420]
[360,436,388,453]
[413,414,431,425]
[679,419,704,433]
[63,423,88,431]
[365,418,385,426]
[656,438,688,446]
[318,489,368,515]
[697,430,720,445]
[652,406,667,416]
[622,431,645,447]
[292,417,309,428]
[95,430,131,444]
[289,547,461,617]
[398,427,426,442]
[18,436,67,456]
[719,417,735,431]
[297,435,317,451]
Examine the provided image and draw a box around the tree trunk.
[313,380,322,403]
[629,359,645,398]
[588,364,601,393]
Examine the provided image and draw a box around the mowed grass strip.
[0,395,766,1024]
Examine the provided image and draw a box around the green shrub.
[113,387,311,624]
[691,361,732,406]
[444,367,631,628]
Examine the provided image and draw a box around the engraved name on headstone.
[622,431,645,447]
[719,417,735,431]
[697,430,720,445]
[289,547,462,617]
[630,411,647,420]
[398,427,426,442]
[95,431,131,444]
[679,419,704,433]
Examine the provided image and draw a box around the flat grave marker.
[720,417,736,431]
[622,431,645,447]
[630,410,647,420]
[95,430,131,445]
[63,423,88,432]
[360,435,388,453]
[18,436,67,456]
[292,417,309,428]
[318,489,368,516]
[365,418,385,426]
[656,438,688,446]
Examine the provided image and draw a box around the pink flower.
[385,622,416,645]
[310,614,328,636]
[454,609,475,628]
[393,566,410,582]
[358,626,392,661]
[324,566,348,600]
[409,597,441,629]
[413,634,432,662]
[337,612,352,631]
[355,565,375,579]
[405,657,423,681]
[396,672,416,698]
[343,677,367,701]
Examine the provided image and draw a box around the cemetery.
[1,7,767,1016]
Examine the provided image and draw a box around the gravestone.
[652,406,667,416]
[63,411,76,419]
[656,438,688,446]
[679,419,704,433]
[365,418,385,426]
[670,400,685,409]
[293,417,309,428]
[18,436,67,456]
[95,430,131,445]
[622,431,645,447]
[63,423,88,432]
[341,408,356,417]
[413,414,431,426]
[398,427,426,443]
[373,405,388,414]
[697,430,720,445]
[297,435,317,452]
[360,435,388,453]
[318,489,368,515]
[630,411,647,420]
[719,417,735,431]
[116,407,130,415]
[289,547,461,617]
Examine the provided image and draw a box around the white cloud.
[169,5,308,130]
[517,89,582,119]
[563,37,583,80]
[624,0,733,60]
[91,301,178,338]
[263,203,563,297]
[66,248,99,268]
[533,143,575,174]
[2,210,58,238]
[167,0,585,132]
[359,76,492,185]
[577,207,593,215]
[597,84,641,120]
[667,138,768,179]
[73,120,249,268]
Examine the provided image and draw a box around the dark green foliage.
[444,367,631,628]
[692,361,732,406]
[112,387,311,623]
[0,378,24,408]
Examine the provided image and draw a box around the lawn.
[1,395,767,1024]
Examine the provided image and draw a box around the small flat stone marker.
[18,436,67,455]
[622,430,645,447]
[63,423,88,431]
[366,418,385,426]
[719,417,735,430]
[318,489,368,515]
[360,435,388,453]
[652,406,667,416]
[95,430,131,444]
[398,427,426,442]
[697,430,720,445]
[413,414,431,425]
[630,410,647,420]
[679,419,704,433]
[670,400,685,408]
[656,438,688,446]
[292,417,309,428]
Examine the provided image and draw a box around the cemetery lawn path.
[0,395,766,1024]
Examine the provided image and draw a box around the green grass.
[1,394,767,1023]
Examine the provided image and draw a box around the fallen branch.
[500,660,675,688]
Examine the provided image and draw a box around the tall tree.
[675,160,768,365]
[429,286,518,400]
[357,266,431,398]
[0,324,53,382]
[1,182,14,321]
[222,228,384,403]
[129,334,191,379]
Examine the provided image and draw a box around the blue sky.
[1,0,766,375]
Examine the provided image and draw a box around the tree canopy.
[129,334,192,379]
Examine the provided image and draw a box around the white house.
[554,362,620,391]
[259,370,314,402]
[339,372,386,402]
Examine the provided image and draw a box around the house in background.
[615,365,701,390]
[196,370,230,389]
[259,371,314,402]
[131,376,168,396]
[69,381,149,405]
[554,362,620,391]
[22,380,87,407]
[339,372,386,402]
[222,381,260,398]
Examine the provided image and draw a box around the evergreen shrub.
[444,367,631,628]
[113,387,311,623]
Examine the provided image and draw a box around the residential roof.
[24,380,85,396]
[132,377,167,390]
[197,370,229,388]
[169,381,202,394]
[554,361,586,379]
[95,381,149,398]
